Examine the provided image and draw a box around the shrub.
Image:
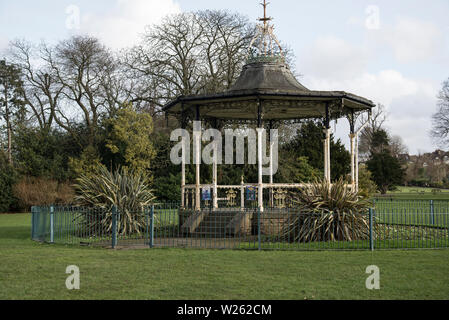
[13,126,80,181]
[0,152,17,212]
[13,177,75,209]
[73,165,155,235]
[286,178,371,242]
[358,165,378,198]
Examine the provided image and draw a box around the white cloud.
[385,93,437,154]
[304,69,435,105]
[303,70,438,154]
[346,16,363,28]
[378,17,443,63]
[299,36,369,80]
[79,0,181,49]
[0,35,8,56]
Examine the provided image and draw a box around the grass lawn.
[375,186,449,200]
[1,213,449,300]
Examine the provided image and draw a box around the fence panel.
[372,199,449,249]
[31,200,449,250]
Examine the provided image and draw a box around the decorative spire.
[248,0,284,63]
[258,0,272,31]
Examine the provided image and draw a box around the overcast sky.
[1,0,448,155]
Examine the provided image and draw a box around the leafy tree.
[280,121,351,181]
[367,152,405,194]
[0,151,17,212]
[358,165,378,198]
[104,104,156,173]
[366,129,405,194]
[150,131,186,201]
[13,126,80,181]
[276,156,322,183]
[69,145,103,179]
[153,173,182,202]
[370,129,390,154]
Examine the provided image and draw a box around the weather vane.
[259,0,272,32]
[248,0,283,58]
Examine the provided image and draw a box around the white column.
[213,144,218,209]
[328,130,331,183]
[323,133,328,182]
[257,128,264,212]
[195,125,201,211]
[323,128,332,185]
[240,176,245,210]
[181,138,186,209]
[355,135,360,192]
[349,133,356,191]
[269,137,274,207]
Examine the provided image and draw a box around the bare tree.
[122,10,255,116]
[196,10,254,93]
[46,36,127,147]
[357,104,387,160]
[0,59,25,164]
[9,36,129,149]
[9,40,62,132]
[431,79,449,147]
[390,135,409,157]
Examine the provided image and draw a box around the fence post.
[369,208,374,251]
[50,206,54,244]
[257,207,261,251]
[35,206,41,241]
[150,205,155,248]
[145,207,149,247]
[112,206,117,249]
[430,200,435,226]
[31,206,36,240]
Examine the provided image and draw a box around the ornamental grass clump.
[74,165,155,236]
[286,178,371,242]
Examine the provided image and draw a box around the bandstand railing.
[184,183,328,210]
[182,182,358,210]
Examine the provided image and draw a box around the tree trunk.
[7,122,12,165]
[3,85,12,165]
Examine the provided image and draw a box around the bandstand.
[163,1,375,218]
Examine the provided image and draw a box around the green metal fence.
[31,200,449,250]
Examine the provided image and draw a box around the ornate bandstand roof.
[163,1,375,122]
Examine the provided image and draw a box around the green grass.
[1,213,449,300]
[374,186,449,200]
[393,187,449,194]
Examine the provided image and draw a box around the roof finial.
[247,0,283,62]
[259,0,272,32]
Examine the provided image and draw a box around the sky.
[1,0,448,155]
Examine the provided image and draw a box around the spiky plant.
[285,177,371,242]
[74,165,155,236]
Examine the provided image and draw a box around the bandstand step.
[185,210,254,237]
